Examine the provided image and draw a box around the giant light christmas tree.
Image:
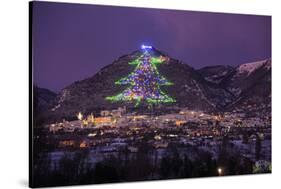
[106,45,175,107]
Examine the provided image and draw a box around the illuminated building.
[175,120,186,126]
[94,116,114,126]
[77,112,83,120]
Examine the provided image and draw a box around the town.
[41,106,271,168]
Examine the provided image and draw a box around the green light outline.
[106,51,176,106]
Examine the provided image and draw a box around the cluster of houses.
[48,107,271,137]
[49,107,126,133]
[46,107,271,162]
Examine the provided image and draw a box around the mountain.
[198,59,271,113]
[222,59,271,97]
[33,86,57,113]
[38,48,271,123]
[43,48,217,122]
[224,59,271,113]
[198,65,235,84]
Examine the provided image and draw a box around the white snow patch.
[237,59,268,76]
[264,59,271,70]
[51,89,69,111]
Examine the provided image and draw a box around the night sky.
[32,1,271,92]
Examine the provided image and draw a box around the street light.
[217,167,223,176]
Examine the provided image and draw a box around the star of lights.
[141,45,152,50]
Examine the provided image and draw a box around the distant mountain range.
[34,48,271,123]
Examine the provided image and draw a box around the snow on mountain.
[51,89,70,112]
[223,59,271,98]
[236,59,268,76]
[264,58,272,70]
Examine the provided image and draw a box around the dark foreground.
[31,134,271,187]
